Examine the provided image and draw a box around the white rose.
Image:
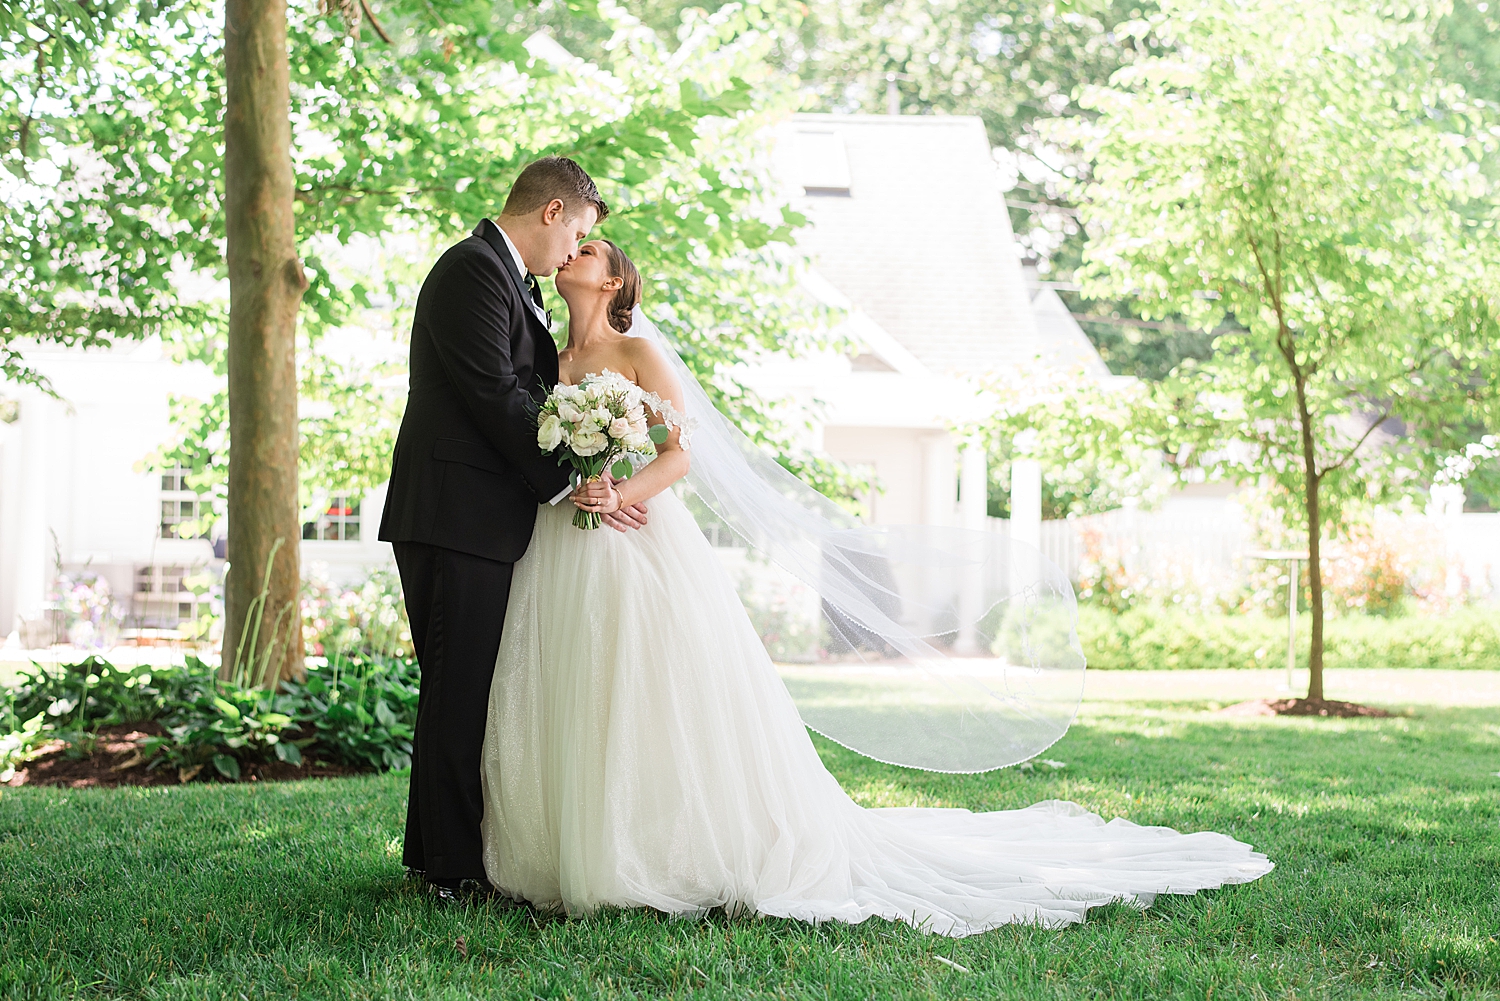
[557,401,584,424]
[608,417,631,439]
[571,431,607,456]
[575,412,602,434]
[624,431,653,452]
[537,415,564,451]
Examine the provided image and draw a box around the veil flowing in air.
[629,305,1086,773]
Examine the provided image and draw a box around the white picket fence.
[989,508,1500,600]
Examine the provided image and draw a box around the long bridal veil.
[629,306,1085,773]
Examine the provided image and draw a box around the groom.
[379,156,644,899]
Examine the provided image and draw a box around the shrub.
[1323,529,1409,617]
[1078,606,1500,670]
[143,683,305,780]
[8,656,199,734]
[281,655,418,771]
[0,655,419,781]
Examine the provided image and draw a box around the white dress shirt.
[493,222,550,327]
[490,221,573,507]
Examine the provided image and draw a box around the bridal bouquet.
[536,370,674,529]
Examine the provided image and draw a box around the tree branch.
[1323,406,1392,475]
[14,28,54,164]
[358,0,392,44]
[294,182,457,203]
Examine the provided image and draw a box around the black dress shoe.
[424,876,496,904]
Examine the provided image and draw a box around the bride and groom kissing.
[377,155,1272,935]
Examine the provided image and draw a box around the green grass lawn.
[2,675,1498,1000]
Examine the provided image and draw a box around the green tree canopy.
[2,1,864,511]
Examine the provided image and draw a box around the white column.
[956,442,988,653]
[960,442,988,531]
[1008,457,1043,603]
[920,433,956,528]
[1010,459,1042,553]
[9,392,52,640]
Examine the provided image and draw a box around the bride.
[478,239,1272,936]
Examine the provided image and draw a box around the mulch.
[3,723,366,789]
[1219,697,1395,718]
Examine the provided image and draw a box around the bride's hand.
[573,470,649,532]
[571,477,622,515]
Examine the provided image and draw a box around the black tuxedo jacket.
[379,220,572,563]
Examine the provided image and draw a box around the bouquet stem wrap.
[572,477,603,531]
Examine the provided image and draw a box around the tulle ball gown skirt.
[479,492,1272,936]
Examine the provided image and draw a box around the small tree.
[1054,0,1500,700]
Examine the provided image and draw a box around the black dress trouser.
[392,541,515,880]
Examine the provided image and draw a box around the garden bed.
[4,722,366,789]
[1,655,417,787]
[1218,697,1394,718]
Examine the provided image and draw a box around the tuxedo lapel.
[474,220,551,336]
[471,220,559,393]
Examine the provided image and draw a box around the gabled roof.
[772,114,1042,376]
[1029,286,1114,379]
[798,269,930,379]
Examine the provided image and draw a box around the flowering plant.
[536,370,682,529]
[52,572,124,650]
[302,567,412,659]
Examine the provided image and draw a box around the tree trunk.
[1293,377,1325,701]
[223,0,307,685]
[1302,473,1325,700]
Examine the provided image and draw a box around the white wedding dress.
[478,487,1273,936]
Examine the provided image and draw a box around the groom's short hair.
[501,156,609,222]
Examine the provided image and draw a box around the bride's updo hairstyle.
[600,239,641,333]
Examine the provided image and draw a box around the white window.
[792,131,852,197]
[133,564,208,626]
[160,465,206,539]
[303,494,361,541]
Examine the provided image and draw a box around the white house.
[0,339,395,648]
[755,113,1108,535]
